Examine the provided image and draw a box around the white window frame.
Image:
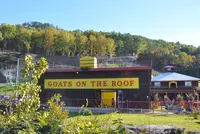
[154,82,161,87]
[185,81,192,87]
[167,68,171,71]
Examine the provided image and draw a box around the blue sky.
[0,0,200,47]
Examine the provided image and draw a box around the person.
[111,98,115,108]
[18,95,22,102]
[186,100,193,112]
[172,98,175,105]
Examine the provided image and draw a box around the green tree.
[115,40,124,56]
[196,46,200,57]
[88,34,96,56]
[107,38,115,57]
[23,21,55,29]
[66,32,75,56]
[74,32,88,55]
[31,30,44,53]
[0,24,16,39]
[16,26,32,53]
[0,21,200,77]
[44,28,54,56]
[95,35,107,56]
[1,55,49,133]
[0,24,17,49]
[54,30,72,56]
[0,32,3,42]
[0,55,69,133]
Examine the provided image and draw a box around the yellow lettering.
[44,78,139,89]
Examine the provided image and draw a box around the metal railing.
[150,100,200,113]
[40,98,200,113]
[41,98,150,113]
[42,56,148,70]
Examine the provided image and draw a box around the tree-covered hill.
[0,21,199,77]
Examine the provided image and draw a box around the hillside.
[0,21,199,77]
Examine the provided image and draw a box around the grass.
[107,64,120,67]
[0,83,15,96]
[69,113,200,132]
[68,112,79,117]
[0,90,15,96]
[0,83,7,87]
[0,111,199,132]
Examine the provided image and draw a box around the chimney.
[164,65,175,72]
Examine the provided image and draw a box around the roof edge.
[151,72,200,82]
[152,80,200,82]
[46,66,152,73]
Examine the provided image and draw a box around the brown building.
[39,66,152,109]
[150,66,200,99]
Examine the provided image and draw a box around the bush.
[37,94,68,134]
[192,110,199,119]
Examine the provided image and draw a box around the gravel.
[125,125,185,134]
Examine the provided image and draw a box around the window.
[154,82,161,87]
[167,68,171,71]
[185,81,192,87]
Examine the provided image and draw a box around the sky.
[0,0,200,47]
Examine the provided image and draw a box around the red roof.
[164,65,175,68]
[46,66,152,73]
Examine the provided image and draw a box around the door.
[101,91,116,108]
[169,81,177,88]
[198,81,200,88]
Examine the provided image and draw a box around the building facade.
[39,67,152,109]
[150,66,200,99]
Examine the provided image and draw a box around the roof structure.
[151,72,200,82]
[164,65,175,69]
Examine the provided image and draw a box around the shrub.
[63,99,128,134]
[192,110,199,119]
[0,55,49,133]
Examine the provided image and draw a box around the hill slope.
[0,21,199,77]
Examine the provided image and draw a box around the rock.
[187,132,200,134]
[125,125,185,134]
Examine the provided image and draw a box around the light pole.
[15,54,22,86]
[118,90,123,109]
[16,57,19,84]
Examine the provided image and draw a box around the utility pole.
[16,54,21,85]
[16,57,19,85]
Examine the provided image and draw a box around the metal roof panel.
[152,72,200,81]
